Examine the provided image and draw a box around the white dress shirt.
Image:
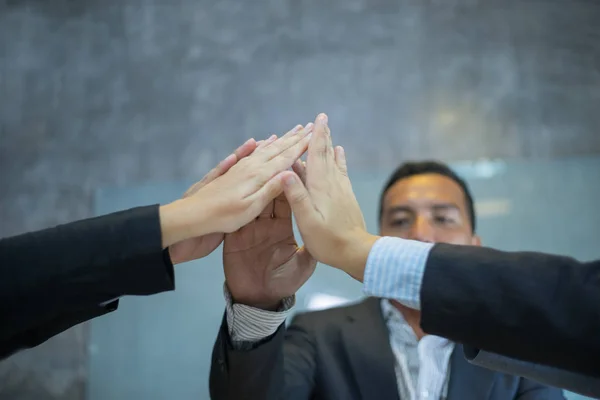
[381,299,454,400]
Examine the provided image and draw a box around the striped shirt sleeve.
[363,236,434,310]
[223,284,294,345]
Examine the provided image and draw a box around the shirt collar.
[380,299,452,347]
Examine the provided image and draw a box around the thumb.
[292,246,318,280]
[281,171,315,221]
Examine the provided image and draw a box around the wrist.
[237,299,282,311]
[225,283,288,311]
[335,231,380,282]
[159,198,216,248]
[230,293,284,311]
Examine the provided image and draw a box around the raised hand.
[280,114,378,280]
[160,123,313,255]
[223,190,316,309]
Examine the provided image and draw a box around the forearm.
[207,285,294,400]
[0,304,115,359]
[466,348,595,398]
[159,198,215,247]
[0,205,175,343]
[332,231,381,282]
[210,318,287,400]
[335,234,433,309]
[362,236,433,308]
[420,244,600,378]
[356,235,600,377]
[212,295,317,400]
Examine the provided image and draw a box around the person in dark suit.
[277,114,599,397]
[0,124,313,359]
[212,301,563,400]
[209,114,564,399]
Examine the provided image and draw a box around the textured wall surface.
[1,0,599,398]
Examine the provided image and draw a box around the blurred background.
[1,0,599,399]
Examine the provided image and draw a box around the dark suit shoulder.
[289,298,378,331]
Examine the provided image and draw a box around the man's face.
[379,173,481,246]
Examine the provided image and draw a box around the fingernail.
[318,113,328,124]
[267,134,277,142]
[293,125,303,133]
[305,122,314,132]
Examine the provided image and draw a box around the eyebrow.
[431,203,461,212]
[386,203,461,216]
[385,206,413,216]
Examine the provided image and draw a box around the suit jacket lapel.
[446,344,498,400]
[341,297,399,400]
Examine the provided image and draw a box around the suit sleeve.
[465,347,600,398]
[0,205,175,358]
[514,377,565,400]
[210,313,317,400]
[420,243,600,379]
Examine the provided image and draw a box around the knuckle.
[315,140,332,156]
[316,145,329,159]
[292,190,309,204]
[236,198,251,213]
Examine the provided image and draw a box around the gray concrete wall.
[1,0,599,398]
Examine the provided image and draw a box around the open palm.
[224,194,317,308]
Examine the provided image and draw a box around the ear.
[470,235,482,246]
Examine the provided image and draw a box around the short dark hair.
[378,161,476,232]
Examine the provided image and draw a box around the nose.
[409,216,435,243]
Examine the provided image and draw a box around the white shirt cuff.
[363,236,433,310]
[223,283,294,343]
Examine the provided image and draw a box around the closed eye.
[390,218,411,227]
[434,215,456,225]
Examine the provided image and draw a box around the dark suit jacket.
[465,349,600,398]
[210,297,564,400]
[0,205,175,359]
[420,244,600,381]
